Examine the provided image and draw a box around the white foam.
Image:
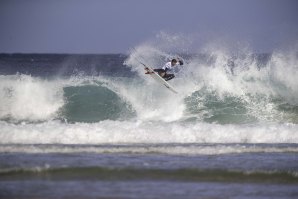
[0,75,64,121]
[191,47,298,122]
[123,41,298,123]
[0,120,297,145]
[268,51,298,104]
[1,143,297,155]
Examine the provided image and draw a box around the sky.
[0,0,298,53]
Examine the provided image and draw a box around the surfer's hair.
[171,59,177,63]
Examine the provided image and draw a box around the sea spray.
[0,74,64,122]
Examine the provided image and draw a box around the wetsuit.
[154,60,183,81]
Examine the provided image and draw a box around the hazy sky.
[0,0,298,53]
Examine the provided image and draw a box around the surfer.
[145,58,183,81]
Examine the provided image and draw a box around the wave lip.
[0,74,135,123]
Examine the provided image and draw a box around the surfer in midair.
[145,58,183,81]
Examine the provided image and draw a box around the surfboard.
[139,62,178,94]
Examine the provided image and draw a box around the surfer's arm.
[177,58,184,65]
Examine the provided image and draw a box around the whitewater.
[0,46,298,149]
[1,43,298,198]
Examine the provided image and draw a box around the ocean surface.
[0,46,298,198]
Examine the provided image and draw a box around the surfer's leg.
[164,74,175,81]
[145,68,154,74]
[154,69,166,77]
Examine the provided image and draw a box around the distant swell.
[1,143,298,155]
[1,166,297,184]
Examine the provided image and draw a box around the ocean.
[0,46,298,198]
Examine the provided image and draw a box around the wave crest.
[0,74,64,122]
